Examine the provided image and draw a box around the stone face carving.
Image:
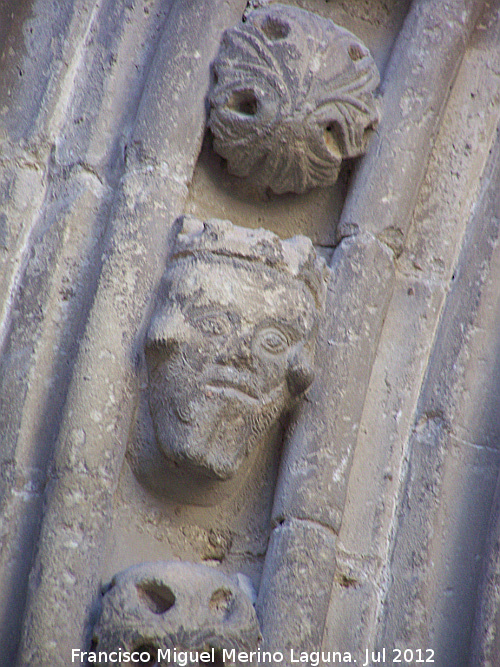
[208,4,380,194]
[129,216,328,499]
[92,561,261,666]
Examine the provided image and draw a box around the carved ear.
[286,349,315,397]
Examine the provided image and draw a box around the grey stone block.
[272,232,395,532]
[256,518,336,662]
[338,0,484,253]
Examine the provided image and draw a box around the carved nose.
[145,311,184,359]
[145,328,177,359]
[146,330,176,353]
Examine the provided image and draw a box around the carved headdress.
[173,216,329,308]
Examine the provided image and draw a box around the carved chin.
[148,388,285,480]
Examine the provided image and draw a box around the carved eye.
[192,313,231,336]
[256,327,289,354]
[209,587,234,614]
[136,580,175,614]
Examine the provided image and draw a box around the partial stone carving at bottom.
[91,561,261,666]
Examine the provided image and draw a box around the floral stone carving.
[91,561,261,666]
[128,216,328,500]
[208,3,380,194]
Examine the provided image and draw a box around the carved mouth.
[205,378,260,401]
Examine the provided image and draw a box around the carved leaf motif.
[209,4,380,194]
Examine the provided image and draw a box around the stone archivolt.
[7,1,498,665]
[209,4,380,194]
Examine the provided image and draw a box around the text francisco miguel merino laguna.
[72,647,406,665]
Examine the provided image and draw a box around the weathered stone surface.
[256,231,393,661]
[256,518,336,663]
[377,104,500,665]
[257,1,495,658]
[338,0,485,251]
[92,561,261,666]
[2,1,500,665]
[0,172,113,666]
[324,4,500,659]
[15,3,248,665]
[209,4,379,194]
[0,3,178,663]
[272,232,395,531]
[471,483,500,667]
[129,216,328,496]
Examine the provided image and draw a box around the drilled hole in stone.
[226,89,258,116]
[208,648,225,666]
[363,124,376,144]
[209,587,234,614]
[323,123,343,159]
[348,43,365,61]
[261,15,290,40]
[135,643,159,666]
[136,580,176,614]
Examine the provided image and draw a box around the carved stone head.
[141,216,328,484]
[208,4,380,194]
[92,561,261,666]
